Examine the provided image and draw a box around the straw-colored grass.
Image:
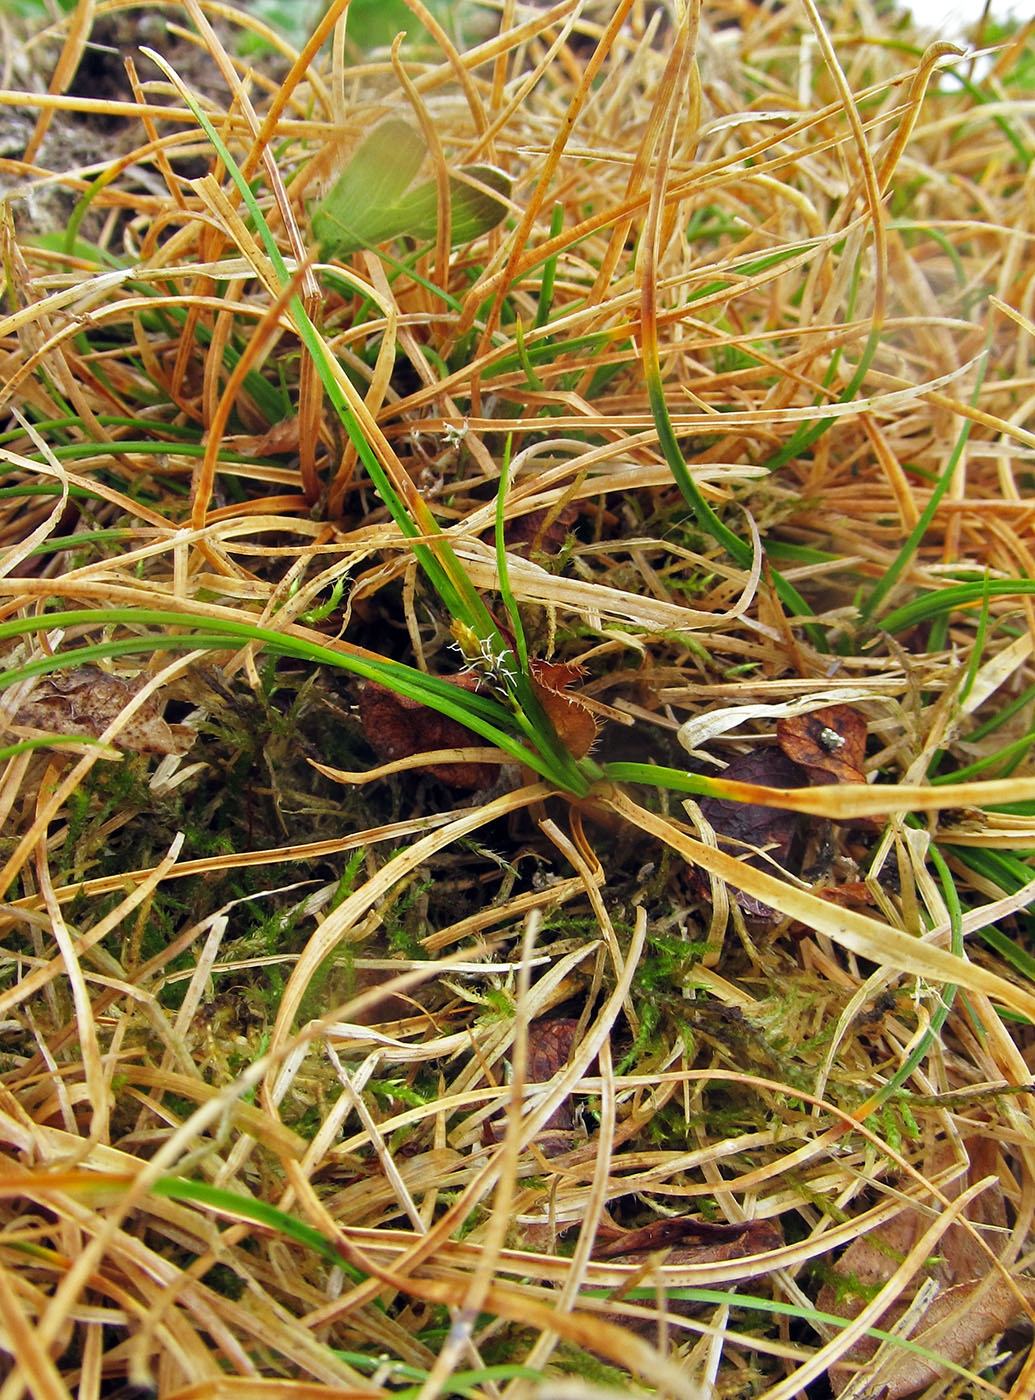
[2,0,1035,1396]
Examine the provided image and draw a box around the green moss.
[553,1343,635,1387]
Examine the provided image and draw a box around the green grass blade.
[856,839,960,1113]
[880,578,1035,634]
[534,202,565,330]
[138,49,590,790]
[861,348,988,625]
[151,1176,368,1284]
[495,436,529,672]
[140,48,480,628]
[641,328,819,634]
[0,609,583,785]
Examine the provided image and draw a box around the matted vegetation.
[2,0,1035,1395]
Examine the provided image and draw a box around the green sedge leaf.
[312,117,426,256]
[314,115,513,258]
[395,164,513,244]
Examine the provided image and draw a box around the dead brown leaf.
[591,1215,783,1339]
[483,1018,584,1157]
[526,1016,582,1154]
[10,667,194,755]
[693,747,806,919]
[504,503,578,557]
[777,704,867,785]
[818,1135,1035,1398]
[814,880,878,913]
[357,676,497,789]
[528,659,597,759]
[357,657,595,785]
[227,417,301,457]
[595,1215,783,1264]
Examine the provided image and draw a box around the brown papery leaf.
[227,417,301,457]
[870,1275,1035,1399]
[694,747,806,920]
[484,1018,584,1157]
[529,659,597,758]
[819,1135,1035,1398]
[592,1216,783,1339]
[815,880,877,913]
[777,704,867,785]
[595,1215,782,1263]
[527,1016,578,1085]
[358,676,497,790]
[527,1017,583,1153]
[12,667,193,756]
[504,502,578,557]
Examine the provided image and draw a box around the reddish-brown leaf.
[527,1016,581,1153]
[505,503,578,557]
[12,667,194,756]
[528,659,597,759]
[815,880,877,912]
[591,1216,783,1339]
[527,1016,579,1084]
[776,704,866,785]
[595,1215,782,1263]
[699,748,806,855]
[228,417,301,457]
[483,1018,584,1156]
[693,748,806,919]
[863,1275,1035,1399]
[357,676,497,789]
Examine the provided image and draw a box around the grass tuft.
[2,1,1035,1397]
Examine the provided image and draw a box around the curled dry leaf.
[526,1016,583,1153]
[818,1135,1035,1399]
[483,1017,583,1156]
[11,666,194,756]
[503,502,579,558]
[693,747,806,920]
[358,676,497,790]
[690,707,870,919]
[528,659,597,759]
[358,657,595,786]
[815,879,877,913]
[227,417,301,457]
[592,1216,783,1339]
[776,703,867,785]
[594,1215,783,1263]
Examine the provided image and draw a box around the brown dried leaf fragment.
[592,1215,783,1339]
[595,1215,783,1264]
[694,747,806,919]
[483,1018,585,1157]
[815,880,877,913]
[358,676,497,790]
[227,417,301,457]
[504,503,578,557]
[777,704,867,785]
[11,666,194,755]
[819,1136,1035,1398]
[872,1275,1035,1398]
[529,659,597,759]
[526,1016,582,1154]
